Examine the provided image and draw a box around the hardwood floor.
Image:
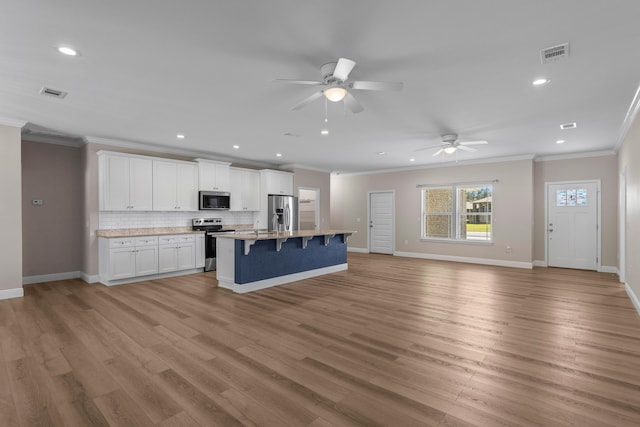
[2,253,640,426]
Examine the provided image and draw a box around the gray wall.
[292,167,331,230]
[331,159,534,264]
[533,155,618,267]
[22,140,83,277]
[619,111,640,301]
[0,124,23,293]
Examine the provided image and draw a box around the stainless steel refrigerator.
[268,194,298,232]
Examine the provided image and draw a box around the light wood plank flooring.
[1,253,640,426]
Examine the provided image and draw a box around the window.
[421,184,493,242]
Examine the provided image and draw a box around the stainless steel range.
[192,218,234,272]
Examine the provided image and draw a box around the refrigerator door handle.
[284,204,290,231]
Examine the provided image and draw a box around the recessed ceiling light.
[409,158,415,162]
[532,78,550,86]
[556,139,565,144]
[176,134,185,139]
[57,46,78,56]
[232,145,240,149]
[276,153,282,157]
[320,129,329,135]
[377,151,386,155]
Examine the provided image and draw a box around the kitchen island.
[216,230,355,293]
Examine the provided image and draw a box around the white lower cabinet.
[99,233,204,285]
[158,235,196,273]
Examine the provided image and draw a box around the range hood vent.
[40,87,68,98]
[540,43,569,64]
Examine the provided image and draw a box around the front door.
[369,192,393,254]
[547,182,598,270]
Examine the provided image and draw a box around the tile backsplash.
[99,210,255,229]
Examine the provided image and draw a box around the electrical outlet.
[32,199,43,206]
[356,218,361,223]
[505,245,512,253]
[405,240,408,245]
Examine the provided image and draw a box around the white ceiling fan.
[415,134,488,156]
[274,57,403,114]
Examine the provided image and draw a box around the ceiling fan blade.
[333,58,356,81]
[273,79,323,85]
[350,81,403,91]
[291,91,324,111]
[432,148,444,157]
[413,144,443,152]
[459,140,488,146]
[343,92,364,114]
[457,145,477,152]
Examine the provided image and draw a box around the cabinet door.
[176,163,198,211]
[158,244,178,273]
[229,169,244,211]
[279,173,294,195]
[214,164,231,192]
[109,247,136,279]
[102,155,131,210]
[195,234,205,268]
[135,245,158,276]
[130,158,153,211]
[177,242,196,270]
[153,161,178,210]
[244,170,261,211]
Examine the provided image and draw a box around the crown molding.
[22,134,85,147]
[0,117,27,128]
[280,163,333,174]
[333,154,536,176]
[84,136,276,169]
[533,150,616,162]
[615,81,640,151]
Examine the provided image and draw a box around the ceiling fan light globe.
[324,87,347,102]
[443,146,457,154]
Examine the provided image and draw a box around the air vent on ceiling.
[560,122,577,130]
[40,87,68,98]
[540,43,569,64]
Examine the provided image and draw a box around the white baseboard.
[81,272,99,284]
[23,271,81,285]
[0,288,24,300]
[99,268,204,286]
[533,260,547,267]
[625,283,640,317]
[599,265,618,274]
[393,251,533,269]
[347,247,369,253]
[218,264,348,294]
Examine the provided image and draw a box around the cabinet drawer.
[109,238,136,248]
[158,235,179,245]
[177,235,195,243]
[135,236,159,246]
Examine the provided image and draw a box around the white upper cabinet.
[99,152,153,211]
[230,168,261,211]
[195,159,231,192]
[263,170,294,195]
[153,160,198,211]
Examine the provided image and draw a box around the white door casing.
[369,192,394,254]
[546,181,599,270]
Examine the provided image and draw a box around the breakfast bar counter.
[215,230,355,293]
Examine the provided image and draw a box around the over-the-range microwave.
[199,191,231,210]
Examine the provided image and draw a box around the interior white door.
[547,182,598,270]
[369,192,393,254]
[298,188,319,230]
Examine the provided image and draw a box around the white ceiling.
[2,1,640,172]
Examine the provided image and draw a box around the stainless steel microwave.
[199,191,230,210]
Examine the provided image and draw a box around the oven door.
[204,233,217,271]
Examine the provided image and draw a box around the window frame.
[421,183,494,244]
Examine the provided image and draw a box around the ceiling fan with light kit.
[415,133,488,157]
[274,57,403,114]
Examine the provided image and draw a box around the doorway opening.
[298,187,320,231]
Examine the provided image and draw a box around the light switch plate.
[32,199,43,206]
